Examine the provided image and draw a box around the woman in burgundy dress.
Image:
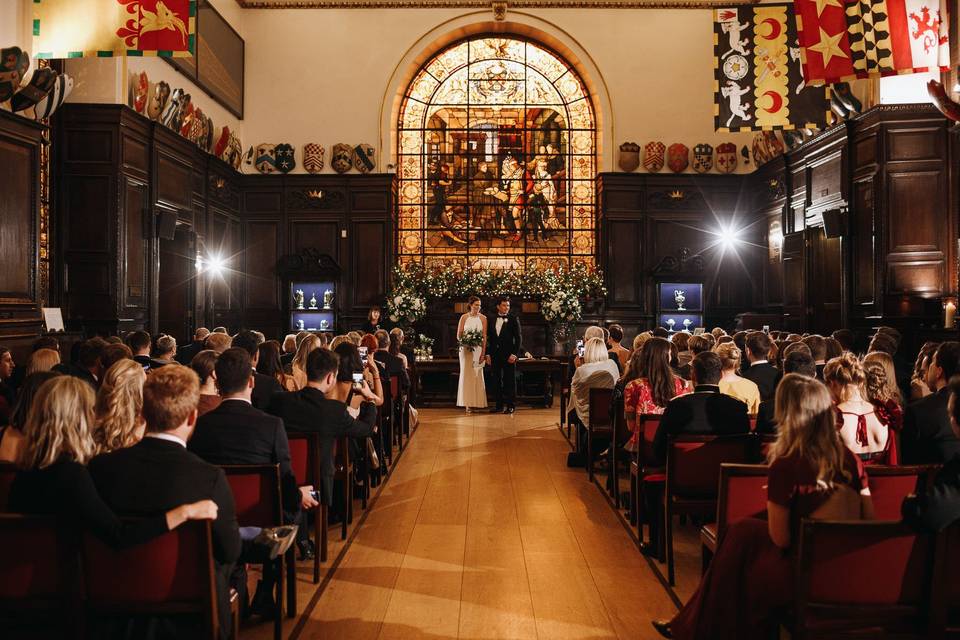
[652,374,874,639]
[824,353,897,465]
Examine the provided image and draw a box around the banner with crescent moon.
[714,4,831,132]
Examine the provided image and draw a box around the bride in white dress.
[457,296,488,412]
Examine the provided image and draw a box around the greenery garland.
[387,262,607,341]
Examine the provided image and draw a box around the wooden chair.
[221,463,289,637]
[700,463,768,573]
[866,465,935,521]
[0,461,16,511]
[390,375,408,451]
[607,399,628,508]
[628,414,662,540]
[937,522,960,635]
[287,431,326,577]
[586,387,614,482]
[80,519,237,640]
[792,519,938,639]
[663,434,759,585]
[333,436,353,541]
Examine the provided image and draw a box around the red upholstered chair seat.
[0,515,65,602]
[866,465,932,521]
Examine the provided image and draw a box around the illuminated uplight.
[208,255,226,277]
[717,225,742,251]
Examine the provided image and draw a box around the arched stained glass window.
[397,36,597,272]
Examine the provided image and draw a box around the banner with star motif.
[715,4,831,131]
[33,0,196,59]
[795,0,950,85]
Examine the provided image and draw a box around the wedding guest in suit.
[92,359,146,454]
[176,327,210,365]
[99,343,132,372]
[88,366,241,638]
[902,341,960,464]
[742,332,779,401]
[232,330,283,411]
[652,351,751,464]
[126,330,153,371]
[374,329,410,392]
[802,335,828,379]
[55,338,106,390]
[485,296,523,414]
[149,334,177,369]
[203,331,232,354]
[755,349,816,435]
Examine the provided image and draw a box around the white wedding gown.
[457,314,487,409]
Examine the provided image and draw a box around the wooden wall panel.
[764,213,783,306]
[886,127,945,162]
[606,220,642,308]
[289,221,340,259]
[122,176,148,305]
[887,170,943,254]
[350,220,386,309]
[66,175,111,253]
[0,138,34,301]
[851,176,876,306]
[244,220,280,308]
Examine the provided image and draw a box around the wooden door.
[157,225,195,343]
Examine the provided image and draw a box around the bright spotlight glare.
[718,225,741,250]
[208,255,225,276]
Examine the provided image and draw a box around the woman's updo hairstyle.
[714,342,742,371]
[823,351,866,389]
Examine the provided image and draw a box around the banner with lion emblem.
[34,0,196,59]
[714,3,830,131]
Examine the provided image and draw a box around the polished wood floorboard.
[256,407,682,640]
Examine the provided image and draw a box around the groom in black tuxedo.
[486,296,523,414]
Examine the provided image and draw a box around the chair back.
[81,520,218,638]
[666,434,758,499]
[759,434,777,459]
[221,464,282,528]
[390,375,400,398]
[588,387,613,428]
[0,514,67,606]
[796,520,936,633]
[0,461,15,510]
[716,464,769,537]
[637,414,661,467]
[287,432,318,487]
[867,465,932,521]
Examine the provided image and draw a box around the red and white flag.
[795,0,950,85]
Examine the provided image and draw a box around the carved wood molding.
[647,188,706,210]
[287,188,346,211]
[237,0,758,8]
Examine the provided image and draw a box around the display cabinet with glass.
[657,282,703,332]
[289,281,336,333]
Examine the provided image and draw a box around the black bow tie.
[498,315,508,319]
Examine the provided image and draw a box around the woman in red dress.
[652,374,874,639]
[824,353,898,465]
[623,337,689,452]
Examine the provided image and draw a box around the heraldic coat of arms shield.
[715,142,737,174]
[618,142,640,172]
[275,143,296,173]
[331,143,353,174]
[303,143,325,173]
[353,144,376,173]
[255,143,277,174]
[643,141,665,172]
[692,143,714,174]
[667,143,689,173]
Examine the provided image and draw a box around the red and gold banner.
[795,0,950,85]
[34,0,196,59]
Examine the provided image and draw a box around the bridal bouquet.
[459,328,484,352]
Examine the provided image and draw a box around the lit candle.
[946,301,957,329]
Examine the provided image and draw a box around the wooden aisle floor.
[286,407,678,640]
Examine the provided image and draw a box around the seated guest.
[358,335,385,405]
[374,329,410,392]
[863,350,903,421]
[654,374,873,639]
[0,347,14,426]
[55,338,105,390]
[189,347,308,613]
[100,342,133,372]
[10,375,216,548]
[623,337,690,452]
[741,332,778,402]
[672,332,692,368]
[347,331,363,346]
[569,337,620,444]
[802,335,828,379]
[632,331,652,354]
[832,328,855,353]
[203,331,232,354]
[910,341,939,401]
[269,348,378,508]
[0,371,60,463]
[824,353,897,465]
[388,332,409,371]
[8,337,59,394]
[88,367,240,637]
[716,343,761,415]
[389,327,416,369]
[608,324,630,370]
[902,377,960,531]
[652,351,751,465]
[149,334,178,369]
[335,341,386,468]
[756,350,817,435]
[176,327,210,365]
[780,340,812,363]
[902,341,960,464]
[280,334,298,367]
[191,350,221,417]
[677,334,711,380]
[710,327,726,340]
[232,330,282,411]
[92,359,146,454]
[824,336,844,360]
[126,330,153,370]
[291,333,322,390]
[25,348,60,375]
[361,306,383,335]
[259,340,297,392]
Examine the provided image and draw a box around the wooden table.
[412,357,566,414]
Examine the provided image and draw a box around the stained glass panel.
[397,36,597,271]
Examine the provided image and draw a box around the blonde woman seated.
[715,342,760,414]
[92,359,147,454]
[653,375,873,639]
[26,348,60,375]
[824,353,897,465]
[291,333,322,390]
[570,337,621,452]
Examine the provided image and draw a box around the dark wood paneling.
[65,129,112,163]
[351,220,386,309]
[155,150,192,212]
[887,261,943,296]
[851,176,876,306]
[158,227,194,340]
[808,227,842,333]
[886,127,945,162]
[122,176,148,305]
[121,134,149,174]
[244,220,280,308]
[244,190,282,213]
[0,137,34,302]
[66,175,111,253]
[606,220,642,308]
[289,221,339,259]
[764,213,783,306]
[887,170,943,253]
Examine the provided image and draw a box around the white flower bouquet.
[459,328,484,351]
[385,289,426,325]
[540,287,582,341]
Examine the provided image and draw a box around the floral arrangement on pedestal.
[385,290,426,326]
[414,333,435,360]
[387,262,606,342]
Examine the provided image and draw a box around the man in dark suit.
[902,341,960,464]
[373,329,410,391]
[802,335,828,380]
[652,351,751,464]
[232,330,283,411]
[126,329,153,371]
[88,366,241,639]
[742,331,779,402]
[269,347,378,509]
[189,347,309,617]
[176,327,210,365]
[485,296,523,414]
[54,338,105,390]
[755,349,816,435]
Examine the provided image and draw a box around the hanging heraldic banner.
[714,4,831,132]
[794,0,949,85]
[34,0,196,59]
